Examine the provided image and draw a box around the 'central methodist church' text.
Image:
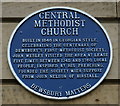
[34,11,86,36]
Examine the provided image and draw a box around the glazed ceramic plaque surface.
[8,7,112,100]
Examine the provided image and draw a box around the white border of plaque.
[7,7,113,100]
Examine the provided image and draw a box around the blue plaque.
[8,7,112,100]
